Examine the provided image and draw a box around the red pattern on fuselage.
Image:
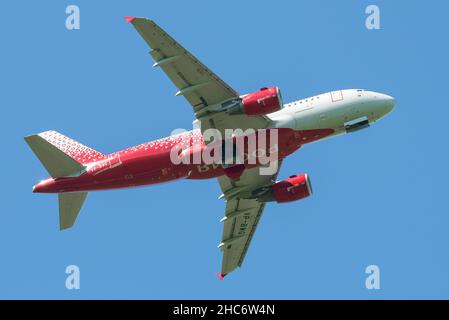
[33,128,334,193]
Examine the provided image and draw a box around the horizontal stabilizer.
[25,134,85,178]
[24,130,104,178]
[59,192,88,230]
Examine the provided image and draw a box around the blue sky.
[1,0,449,299]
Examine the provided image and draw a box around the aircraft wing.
[217,161,282,277]
[126,17,271,136]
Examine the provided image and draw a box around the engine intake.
[258,173,313,203]
[228,86,283,116]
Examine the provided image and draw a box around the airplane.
[25,17,396,279]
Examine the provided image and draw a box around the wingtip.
[124,16,136,23]
[216,272,227,281]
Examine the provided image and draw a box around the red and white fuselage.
[32,89,395,194]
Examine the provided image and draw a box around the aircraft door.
[330,90,344,102]
[108,153,122,169]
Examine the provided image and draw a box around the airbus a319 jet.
[25,17,395,279]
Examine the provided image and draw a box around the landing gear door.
[344,116,369,133]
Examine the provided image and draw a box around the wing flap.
[217,161,282,276]
[127,17,273,138]
[129,18,238,109]
[220,198,266,275]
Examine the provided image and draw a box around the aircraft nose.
[371,92,396,116]
[382,94,396,112]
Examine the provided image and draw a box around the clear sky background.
[1,0,449,299]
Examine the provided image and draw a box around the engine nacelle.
[228,86,283,116]
[258,173,313,203]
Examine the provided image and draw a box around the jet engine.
[228,86,283,116]
[258,173,313,203]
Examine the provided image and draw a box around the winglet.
[216,272,226,281]
[124,16,136,23]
